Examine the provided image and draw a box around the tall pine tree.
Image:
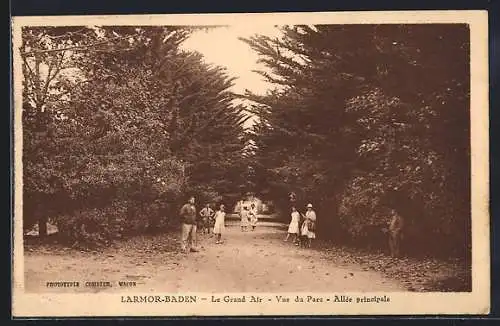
[22,26,251,245]
[242,24,470,258]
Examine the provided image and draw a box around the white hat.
[307,203,313,208]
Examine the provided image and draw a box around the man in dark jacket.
[180,196,198,253]
[388,209,404,257]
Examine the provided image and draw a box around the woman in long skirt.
[302,203,317,248]
[213,204,226,244]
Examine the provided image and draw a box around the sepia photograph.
[11,11,489,317]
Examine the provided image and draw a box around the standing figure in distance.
[240,205,249,232]
[285,206,300,244]
[300,203,317,248]
[213,203,226,244]
[199,203,215,236]
[179,196,198,253]
[388,209,404,257]
[249,203,258,231]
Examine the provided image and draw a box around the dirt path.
[24,220,405,293]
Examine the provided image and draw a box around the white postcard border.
[11,10,490,317]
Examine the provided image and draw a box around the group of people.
[178,196,227,253]
[284,203,317,248]
[238,202,258,232]
[178,195,317,254]
[178,196,262,253]
[179,195,403,257]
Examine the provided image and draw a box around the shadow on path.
[24,221,405,293]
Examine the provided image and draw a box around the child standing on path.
[249,203,258,231]
[240,205,249,232]
[285,206,300,244]
[213,204,226,244]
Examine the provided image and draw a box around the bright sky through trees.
[181,25,283,129]
[181,25,282,95]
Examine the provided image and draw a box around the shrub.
[54,202,127,248]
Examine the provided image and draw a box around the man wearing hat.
[300,203,317,248]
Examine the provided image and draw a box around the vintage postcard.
[11,10,489,317]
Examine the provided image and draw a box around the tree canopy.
[21,26,251,245]
[20,24,471,259]
[241,24,470,257]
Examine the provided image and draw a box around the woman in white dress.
[285,206,300,243]
[249,203,258,231]
[213,204,226,244]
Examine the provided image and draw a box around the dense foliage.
[241,24,470,258]
[21,26,250,247]
[21,24,471,260]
